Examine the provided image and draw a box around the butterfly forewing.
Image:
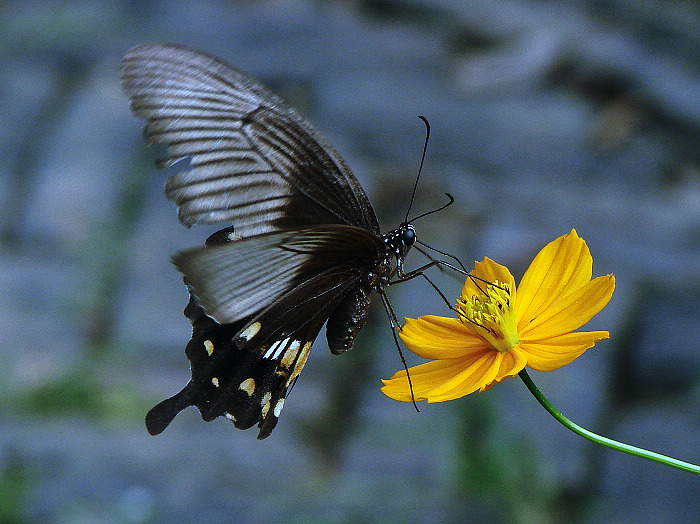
[120,44,379,235]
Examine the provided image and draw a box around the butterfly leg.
[417,272,454,311]
[394,259,463,281]
[394,259,498,297]
[388,260,455,310]
[378,290,419,412]
[415,240,469,273]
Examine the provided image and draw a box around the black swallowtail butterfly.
[121,44,440,439]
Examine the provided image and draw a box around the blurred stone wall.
[0,1,698,522]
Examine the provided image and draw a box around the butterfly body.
[121,44,418,438]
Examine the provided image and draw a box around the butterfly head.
[398,223,416,255]
[382,222,416,276]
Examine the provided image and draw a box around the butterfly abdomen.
[326,286,372,355]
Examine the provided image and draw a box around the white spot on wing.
[211,377,220,387]
[273,398,285,417]
[263,337,292,360]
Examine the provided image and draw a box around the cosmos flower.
[382,229,615,402]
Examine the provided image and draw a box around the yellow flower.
[381,229,615,402]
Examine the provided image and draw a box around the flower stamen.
[456,282,519,353]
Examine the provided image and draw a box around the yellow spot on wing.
[280,340,301,368]
[261,391,272,418]
[288,341,312,384]
[204,339,214,356]
[211,377,219,387]
[239,322,261,341]
[239,378,256,396]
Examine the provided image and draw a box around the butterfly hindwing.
[172,225,384,325]
[146,252,367,439]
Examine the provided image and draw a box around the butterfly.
[120,43,446,439]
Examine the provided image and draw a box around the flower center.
[456,282,519,353]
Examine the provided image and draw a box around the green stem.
[518,369,700,474]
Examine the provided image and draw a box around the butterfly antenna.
[408,193,455,223]
[393,328,420,413]
[404,115,431,225]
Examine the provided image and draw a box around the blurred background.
[1,0,698,522]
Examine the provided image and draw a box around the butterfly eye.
[401,227,416,247]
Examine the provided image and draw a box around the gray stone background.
[1,0,698,522]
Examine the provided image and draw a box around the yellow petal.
[461,257,516,299]
[519,274,615,339]
[516,230,593,325]
[422,352,500,401]
[490,346,528,384]
[519,331,609,371]
[381,358,476,402]
[381,345,504,403]
[399,316,487,360]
